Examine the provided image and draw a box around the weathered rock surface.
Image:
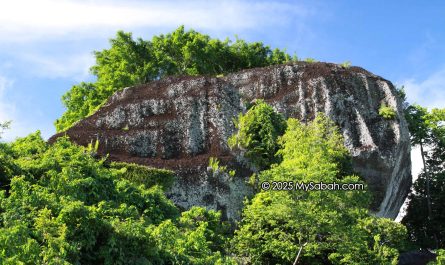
[49,62,411,220]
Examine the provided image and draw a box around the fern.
[379,103,397,119]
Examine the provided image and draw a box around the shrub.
[228,100,286,171]
[0,133,232,264]
[110,162,175,190]
[379,103,397,119]
[340,61,351,68]
[56,27,295,132]
[232,115,407,264]
[434,249,445,265]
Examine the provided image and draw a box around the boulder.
[49,62,411,220]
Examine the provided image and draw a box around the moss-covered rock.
[110,162,175,190]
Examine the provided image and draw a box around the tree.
[55,82,102,132]
[0,120,11,138]
[228,99,287,171]
[403,105,445,249]
[403,170,445,249]
[56,26,295,132]
[150,207,235,264]
[0,143,18,192]
[431,249,445,265]
[0,132,234,264]
[0,121,21,193]
[232,114,407,264]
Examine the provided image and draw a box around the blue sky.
[0,0,444,179]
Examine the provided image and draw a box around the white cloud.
[400,67,445,109]
[400,67,445,180]
[395,68,445,220]
[19,53,95,80]
[410,146,423,181]
[396,145,424,222]
[400,67,445,181]
[0,76,18,141]
[0,0,311,42]
[0,75,55,142]
[0,0,313,80]
[0,76,12,96]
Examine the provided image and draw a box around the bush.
[305,58,318,63]
[340,61,351,68]
[56,26,296,132]
[232,115,407,264]
[434,249,445,265]
[109,162,175,190]
[228,100,287,170]
[0,143,21,193]
[379,103,397,119]
[0,133,232,264]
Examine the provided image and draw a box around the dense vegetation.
[230,110,407,264]
[0,131,235,264]
[402,103,445,250]
[228,100,287,171]
[55,26,295,132]
[2,26,445,263]
[1,111,413,264]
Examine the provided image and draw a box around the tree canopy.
[5,25,443,263]
[402,104,445,249]
[55,26,295,132]
[1,108,416,264]
[0,132,234,264]
[228,99,287,171]
[231,114,408,264]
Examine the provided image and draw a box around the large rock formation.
[49,62,411,220]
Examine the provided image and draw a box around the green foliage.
[55,82,103,132]
[86,139,99,155]
[403,170,445,248]
[1,131,47,193]
[276,115,352,176]
[0,144,20,192]
[110,162,175,190]
[10,130,47,157]
[208,157,223,172]
[232,115,407,264]
[0,120,11,138]
[340,61,351,68]
[228,100,287,170]
[305,58,318,63]
[396,85,407,103]
[151,207,235,264]
[0,223,41,264]
[429,249,445,265]
[1,116,414,263]
[208,157,236,179]
[56,26,295,132]
[405,104,445,146]
[379,103,397,119]
[405,104,430,145]
[329,217,407,265]
[403,105,445,249]
[0,133,230,264]
[0,128,26,193]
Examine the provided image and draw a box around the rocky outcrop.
[49,62,411,220]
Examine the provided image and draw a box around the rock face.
[49,62,411,220]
